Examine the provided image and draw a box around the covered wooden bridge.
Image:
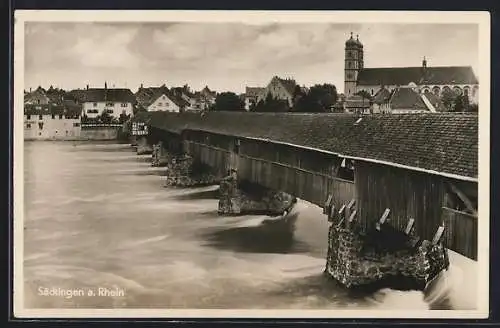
[131,111,479,260]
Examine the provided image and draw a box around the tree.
[468,103,478,113]
[440,89,457,112]
[309,84,338,111]
[253,93,289,112]
[99,110,112,124]
[119,111,130,124]
[212,92,245,111]
[292,84,338,113]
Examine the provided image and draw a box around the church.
[343,32,479,107]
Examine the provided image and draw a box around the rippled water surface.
[23,141,478,310]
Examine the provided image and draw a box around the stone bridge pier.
[323,199,450,290]
[217,170,297,217]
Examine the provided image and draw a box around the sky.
[24,22,479,94]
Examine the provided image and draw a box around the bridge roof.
[137,111,478,181]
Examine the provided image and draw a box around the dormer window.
[93,103,98,107]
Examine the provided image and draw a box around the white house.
[135,85,189,112]
[24,104,82,140]
[80,83,135,119]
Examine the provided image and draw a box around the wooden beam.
[448,182,477,216]
[376,208,391,231]
[348,210,357,223]
[432,226,445,245]
[347,199,356,210]
[405,218,415,235]
[328,205,336,222]
[338,204,346,219]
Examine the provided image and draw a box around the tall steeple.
[344,32,364,96]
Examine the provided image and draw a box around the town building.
[135,84,189,112]
[343,32,479,104]
[76,83,136,119]
[24,103,82,140]
[194,86,217,110]
[256,76,298,107]
[371,86,446,114]
[24,86,50,105]
[244,87,265,110]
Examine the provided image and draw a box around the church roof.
[357,66,478,86]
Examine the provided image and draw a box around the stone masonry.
[325,223,449,290]
[218,172,297,216]
[136,137,154,155]
[163,153,221,188]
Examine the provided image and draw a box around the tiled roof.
[76,88,136,103]
[345,95,371,109]
[139,112,478,180]
[357,66,478,86]
[373,88,392,105]
[389,88,429,111]
[276,77,298,95]
[245,87,265,98]
[24,103,82,118]
[422,91,447,112]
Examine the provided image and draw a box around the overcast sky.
[24,22,479,94]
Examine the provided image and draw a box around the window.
[38,122,44,130]
[37,99,40,104]
[93,103,98,107]
[59,114,63,119]
[51,114,55,119]
[87,109,99,114]
[106,102,114,107]
[371,89,374,95]
[158,102,163,106]
[26,123,31,129]
[27,115,31,120]
[106,109,114,114]
[38,115,43,120]
[73,122,80,127]
[121,103,128,107]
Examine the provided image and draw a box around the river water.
[23,141,478,311]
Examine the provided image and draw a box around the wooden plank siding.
[441,207,478,260]
[183,130,355,209]
[354,161,446,241]
[150,126,183,155]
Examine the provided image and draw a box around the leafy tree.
[253,93,289,112]
[99,110,113,124]
[292,84,338,113]
[468,103,478,113]
[212,92,246,111]
[440,89,457,111]
[119,111,130,124]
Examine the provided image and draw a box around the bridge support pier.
[136,136,154,155]
[218,170,297,216]
[161,153,221,188]
[151,141,171,167]
[325,206,449,290]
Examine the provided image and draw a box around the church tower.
[344,32,364,96]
